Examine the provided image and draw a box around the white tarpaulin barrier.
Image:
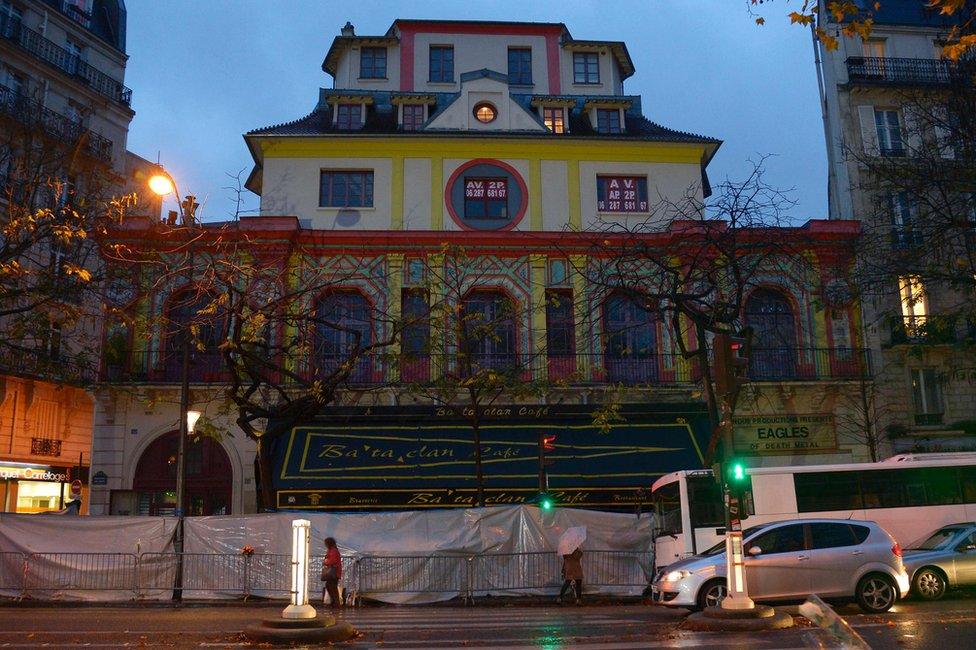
[0,514,177,601]
[0,506,653,603]
[183,505,654,603]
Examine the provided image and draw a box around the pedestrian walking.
[557,546,583,605]
[321,536,343,608]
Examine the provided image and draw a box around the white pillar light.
[722,531,755,610]
[282,519,316,619]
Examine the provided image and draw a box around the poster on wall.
[597,176,649,213]
[733,413,837,455]
[272,404,710,511]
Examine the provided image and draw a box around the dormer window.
[542,106,565,134]
[359,47,387,79]
[508,47,532,86]
[336,103,363,130]
[596,108,621,134]
[402,104,425,131]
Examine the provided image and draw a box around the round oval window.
[473,103,497,124]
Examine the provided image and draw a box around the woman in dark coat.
[557,547,583,604]
[321,537,343,609]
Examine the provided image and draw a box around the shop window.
[573,52,599,84]
[429,45,454,83]
[319,170,373,208]
[359,46,387,79]
[507,47,532,85]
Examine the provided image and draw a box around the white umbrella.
[557,526,587,556]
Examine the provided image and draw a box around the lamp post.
[149,173,201,600]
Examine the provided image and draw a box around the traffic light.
[726,459,751,522]
[538,433,557,491]
[713,332,751,409]
[538,492,554,511]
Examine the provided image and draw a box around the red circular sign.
[70,479,83,497]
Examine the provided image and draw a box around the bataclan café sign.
[733,413,837,454]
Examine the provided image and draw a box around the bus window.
[794,471,862,512]
[653,480,682,537]
[688,476,725,528]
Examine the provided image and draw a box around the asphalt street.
[1,597,976,648]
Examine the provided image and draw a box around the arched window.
[314,291,374,383]
[163,288,225,382]
[459,290,517,372]
[744,287,798,379]
[602,292,657,383]
[132,431,232,516]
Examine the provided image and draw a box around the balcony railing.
[891,315,961,344]
[0,83,112,162]
[891,228,924,249]
[0,346,96,386]
[0,15,132,106]
[748,347,872,381]
[846,57,959,86]
[100,347,871,386]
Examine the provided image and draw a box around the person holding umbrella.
[556,526,586,605]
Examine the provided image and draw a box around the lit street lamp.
[149,172,201,600]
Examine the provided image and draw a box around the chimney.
[341,22,355,37]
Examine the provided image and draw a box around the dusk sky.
[124,1,828,223]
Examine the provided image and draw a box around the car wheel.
[913,567,947,601]
[856,574,897,613]
[697,579,727,610]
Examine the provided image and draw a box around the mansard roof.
[832,0,964,29]
[247,90,719,146]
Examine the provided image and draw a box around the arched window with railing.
[744,287,798,380]
[602,292,658,384]
[458,290,518,374]
[162,287,226,382]
[313,290,374,383]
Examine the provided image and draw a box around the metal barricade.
[178,553,247,596]
[24,552,138,597]
[354,555,470,604]
[246,552,291,599]
[0,552,27,599]
[582,550,654,588]
[469,551,560,595]
[135,552,179,598]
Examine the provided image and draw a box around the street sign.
[92,471,108,486]
[70,479,83,498]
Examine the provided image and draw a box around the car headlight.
[664,570,692,582]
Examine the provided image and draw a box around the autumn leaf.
[789,11,816,25]
[755,16,766,25]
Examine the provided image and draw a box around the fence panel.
[136,552,179,597]
[583,550,654,588]
[24,552,138,596]
[469,552,559,594]
[354,555,470,603]
[0,552,26,597]
[179,553,246,596]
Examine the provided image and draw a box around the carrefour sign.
[0,465,70,482]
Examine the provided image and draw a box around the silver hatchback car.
[903,522,976,600]
[651,518,910,613]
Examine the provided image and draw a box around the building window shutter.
[858,105,880,156]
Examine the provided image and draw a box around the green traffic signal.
[541,497,553,510]
[730,462,746,482]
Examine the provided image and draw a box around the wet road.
[0,597,974,648]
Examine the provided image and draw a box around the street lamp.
[149,172,199,600]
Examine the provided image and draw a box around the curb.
[682,605,795,632]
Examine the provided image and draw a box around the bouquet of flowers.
[241,545,255,556]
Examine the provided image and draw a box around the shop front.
[272,404,711,512]
[0,462,89,513]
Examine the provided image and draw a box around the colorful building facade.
[90,19,875,515]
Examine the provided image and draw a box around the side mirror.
[747,546,762,556]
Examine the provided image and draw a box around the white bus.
[651,453,976,570]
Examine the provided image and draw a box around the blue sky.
[124,1,827,223]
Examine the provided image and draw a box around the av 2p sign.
[733,414,837,455]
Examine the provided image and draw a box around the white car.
[650,518,910,613]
